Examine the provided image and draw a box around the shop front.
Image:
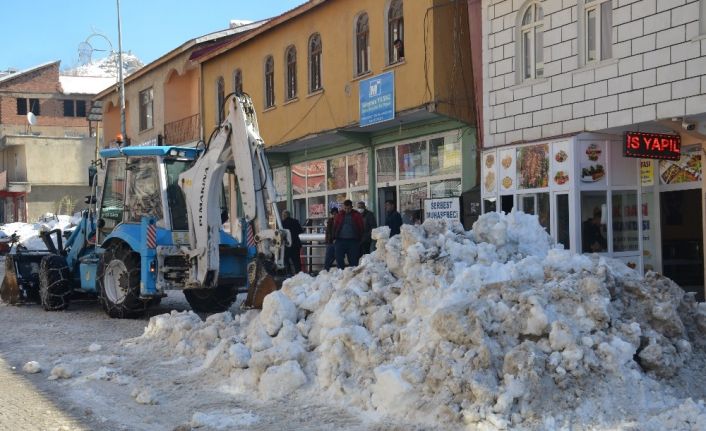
[481,133,703,299]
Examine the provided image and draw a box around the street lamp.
[116,0,127,145]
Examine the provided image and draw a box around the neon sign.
[624,132,681,160]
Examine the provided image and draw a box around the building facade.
[0,61,113,221]
[480,0,706,297]
[198,0,477,231]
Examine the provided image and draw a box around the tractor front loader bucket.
[244,254,284,309]
[0,256,21,304]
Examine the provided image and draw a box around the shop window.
[272,167,288,203]
[348,152,368,187]
[483,198,497,213]
[327,157,347,190]
[399,182,427,225]
[233,69,243,95]
[501,195,514,214]
[582,0,612,64]
[308,33,322,93]
[612,191,638,252]
[376,147,396,183]
[139,88,154,131]
[291,162,307,195]
[355,12,370,76]
[308,195,326,221]
[306,160,326,193]
[398,141,429,179]
[519,192,550,233]
[517,2,544,81]
[387,0,404,64]
[430,137,461,176]
[431,179,462,198]
[556,194,570,249]
[328,193,347,210]
[351,190,369,207]
[264,56,275,108]
[285,45,297,101]
[581,191,607,253]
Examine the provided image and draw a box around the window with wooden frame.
[264,56,275,108]
[356,13,370,76]
[387,0,404,64]
[139,88,153,131]
[285,45,297,100]
[309,33,322,93]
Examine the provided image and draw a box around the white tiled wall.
[482,0,706,147]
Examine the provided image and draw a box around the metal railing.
[164,114,200,146]
[299,227,327,274]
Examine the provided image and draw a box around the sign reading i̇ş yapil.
[624,132,681,160]
[359,71,395,127]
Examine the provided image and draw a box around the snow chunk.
[22,361,42,374]
[257,360,307,399]
[88,343,102,352]
[48,364,74,380]
[191,410,259,429]
[260,291,297,336]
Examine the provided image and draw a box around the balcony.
[164,114,200,146]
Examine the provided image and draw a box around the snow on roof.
[59,76,115,95]
[0,60,59,85]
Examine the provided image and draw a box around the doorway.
[378,186,396,227]
[660,189,704,300]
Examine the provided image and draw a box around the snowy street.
[0,274,411,431]
[3,213,706,430]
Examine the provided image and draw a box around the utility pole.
[116,0,127,144]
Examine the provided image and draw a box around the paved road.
[0,357,87,431]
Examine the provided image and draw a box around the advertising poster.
[579,141,607,186]
[658,147,702,185]
[551,141,571,188]
[482,151,497,196]
[498,148,516,192]
[516,143,549,189]
[640,160,654,187]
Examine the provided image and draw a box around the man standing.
[384,199,403,237]
[324,207,338,271]
[333,199,364,269]
[281,210,303,274]
[357,201,377,255]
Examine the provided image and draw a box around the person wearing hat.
[323,206,338,271]
[356,201,377,255]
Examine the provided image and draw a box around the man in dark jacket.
[384,199,403,237]
[324,207,338,270]
[333,199,364,269]
[357,201,377,255]
[281,210,303,274]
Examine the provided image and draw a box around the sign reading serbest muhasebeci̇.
[359,71,395,127]
[423,197,461,222]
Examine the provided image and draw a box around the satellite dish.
[27,112,37,126]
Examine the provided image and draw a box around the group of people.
[279,199,404,274]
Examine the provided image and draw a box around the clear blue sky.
[0,0,305,72]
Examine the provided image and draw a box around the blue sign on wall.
[359,71,395,127]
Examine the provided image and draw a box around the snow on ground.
[0,213,81,250]
[108,210,706,430]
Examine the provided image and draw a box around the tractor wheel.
[98,242,148,318]
[184,285,238,314]
[39,255,71,311]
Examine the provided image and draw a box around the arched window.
[285,46,297,100]
[387,0,404,64]
[356,13,370,75]
[309,33,322,92]
[233,69,242,95]
[264,56,275,108]
[216,76,225,123]
[518,3,544,81]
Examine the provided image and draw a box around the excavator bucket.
[0,256,20,304]
[243,255,284,309]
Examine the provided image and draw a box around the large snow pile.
[127,211,706,430]
[0,213,81,250]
